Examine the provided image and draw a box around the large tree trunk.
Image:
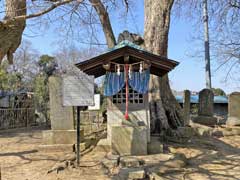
[144,0,184,134]
[0,0,26,64]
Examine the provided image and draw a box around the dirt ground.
[1,128,240,180]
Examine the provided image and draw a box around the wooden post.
[77,106,81,166]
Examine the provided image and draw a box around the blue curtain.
[129,69,150,94]
[103,69,150,96]
[103,72,125,96]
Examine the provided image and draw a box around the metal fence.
[0,108,37,130]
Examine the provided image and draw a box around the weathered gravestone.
[226,92,240,126]
[183,90,191,126]
[193,89,217,126]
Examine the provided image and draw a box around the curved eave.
[75,46,179,78]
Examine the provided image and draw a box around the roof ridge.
[108,40,146,52]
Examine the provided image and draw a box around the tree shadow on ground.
[163,136,240,180]
[110,135,240,180]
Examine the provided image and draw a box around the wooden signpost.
[62,69,94,166]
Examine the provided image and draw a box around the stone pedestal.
[111,125,148,155]
[193,115,217,126]
[226,92,240,126]
[193,89,217,126]
[42,129,84,144]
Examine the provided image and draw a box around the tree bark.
[89,0,116,48]
[144,0,184,134]
[0,0,26,64]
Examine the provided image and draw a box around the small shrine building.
[76,41,179,155]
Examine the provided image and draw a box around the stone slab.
[228,92,240,118]
[193,115,217,126]
[111,125,147,156]
[128,170,145,179]
[42,129,84,145]
[120,156,143,168]
[226,92,240,126]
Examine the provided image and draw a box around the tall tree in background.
[144,0,184,132]
[0,0,26,64]
[174,0,240,85]
[90,0,184,133]
[0,0,184,133]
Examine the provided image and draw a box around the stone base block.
[42,129,84,145]
[193,116,217,126]
[111,125,147,156]
[96,138,111,152]
[38,144,74,152]
[226,117,240,126]
[147,137,163,154]
[177,127,195,138]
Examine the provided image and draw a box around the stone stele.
[226,92,240,126]
[198,88,214,116]
[42,76,76,145]
[193,89,217,126]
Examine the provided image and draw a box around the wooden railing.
[0,108,36,130]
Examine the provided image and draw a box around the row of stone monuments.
[182,89,240,127]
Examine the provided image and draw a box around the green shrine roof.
[108,40,146,52]
[76,41,180,78]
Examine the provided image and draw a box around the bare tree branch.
[89,0,116,48]
[1,0,79,25]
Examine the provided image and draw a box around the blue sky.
[10,1,239,94]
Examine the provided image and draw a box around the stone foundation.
[193,116,217,126]
[42,129,84,145]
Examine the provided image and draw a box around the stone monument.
[42,76,82,145]
[193,89,217,126]
[226,92,240,126]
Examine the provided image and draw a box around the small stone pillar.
[183,90,191,126]
[193,89,217,126]
[226,92,240,126]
